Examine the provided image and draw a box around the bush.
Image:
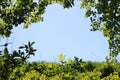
[3,56,120,80]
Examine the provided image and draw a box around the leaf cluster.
[0,41,36,79]
[4,57,120,80]
[80,0,120,57]
[0,0,74,37]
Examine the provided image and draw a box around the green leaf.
[31,41,35,46]
[19,46,25,49]
[58,53,66,62]
[4,48,9,58]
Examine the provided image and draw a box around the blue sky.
[0,2,109,62]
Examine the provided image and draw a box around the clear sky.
[0,1,110,62]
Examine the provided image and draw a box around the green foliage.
[0,0,119,60]
[101,72,120,80]
[80,0,120,57]
[4,56,120,80]
[76,71,101,80]
[0,41,36,80]
[0,0,120,79]
[58,53,66,63]
[2,53,120,79]
[0,0,74,37]
[100,63,116,78]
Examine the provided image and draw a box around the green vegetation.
[0,0,119,57]
[80,0,120,57]
[1,55,120,80]
[0,41,36,79]
[0,0,120,79]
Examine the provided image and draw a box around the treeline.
[0,42,119,80]
[1,55,120,80]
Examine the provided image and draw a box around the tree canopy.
[0,0,74,37]
[0,0,120,57]
[80,0,120,57]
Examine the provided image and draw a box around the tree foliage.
[0,0,119,57]
[0,0,74,79]
[6,57,120,80]
[80,0,120,57]
[0,0,74,37]
[1,0,119,57]
[0,41,36,79]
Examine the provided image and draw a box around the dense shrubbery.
[1,55,120,80]
[0,43,120,80]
